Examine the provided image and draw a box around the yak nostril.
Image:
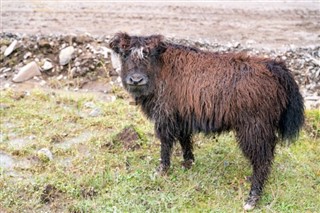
[130,76,143,84]
[127,74,147,85]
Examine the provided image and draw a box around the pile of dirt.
[1,33,319,108]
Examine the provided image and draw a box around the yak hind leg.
[236,124,276,211]
[178,133,195,169]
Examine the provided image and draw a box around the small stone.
[4,40,18,57]
[56,75,63,80]
[37,148,53,162]
[42,60,53,71]
[89,108,102,117]
[39,80,47,86]
[59,46,75,65]
[0,67,11,73]
[243,203,255,211]
[106,95,116,102]
[111,51,122,70]
[38,39,51,48]
[75,34,93,44]
[12,61,41,83]
[84,102,96,109]
[23,52,32,59]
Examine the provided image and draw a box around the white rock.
[243,203,255,211]
[59,46,75,65]
[23,52,32,59]
[56,74,63,80]
[4,40,18,57]
[84,102,96,109]
[37,148,53,162]
[39,80,47,86]
[111,51,122,70]
[12,61,41,83]
[42,60,53,71]
[0,67,11,73]
[89,108,102,117]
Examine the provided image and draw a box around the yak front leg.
[158,137,174,174]
[155,125,175,175]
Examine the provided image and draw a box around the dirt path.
[2,1,319,50]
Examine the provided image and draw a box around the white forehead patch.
[131,47,145,59]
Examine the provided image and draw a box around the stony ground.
[1,1,320,108]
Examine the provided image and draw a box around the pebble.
[0,67,11,73]
[23,52,32,59]
[59,46,75,65]
[37,148,53,162]
[89,108,102,117]
[111,51,122,70]
[4,39,18,57]
[12,61,41,83]
[84,102,96,109]
[42,59,53,71]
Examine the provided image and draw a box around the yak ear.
[147,35,167,55]
[109,32,131,56]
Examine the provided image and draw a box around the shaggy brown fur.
[109,32,304,210]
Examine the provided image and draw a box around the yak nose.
[126,73,148,86]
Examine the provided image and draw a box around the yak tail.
[266,60,305,142]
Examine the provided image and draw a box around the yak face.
[109,33,166,98]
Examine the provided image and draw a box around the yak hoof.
[243,203,255,211]
[156,164,169,175]
[181,159,194,170]
[243,194,259,211]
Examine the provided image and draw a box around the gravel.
[1,33,319,108]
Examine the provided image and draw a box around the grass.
[0,88,319,212]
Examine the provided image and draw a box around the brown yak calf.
[109,33,304,210]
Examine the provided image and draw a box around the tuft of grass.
[0,89,319,212]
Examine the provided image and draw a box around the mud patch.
[81,186,98,199]
[40,184,62,204]
[115,126,141,151]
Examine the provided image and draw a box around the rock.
[38,39,51,48]
[1,45,7,54]
[59,46,75,65]
[89,108,102,117]
[4,40,18,57]
[75,34,93,44]
[37,148,53,162]
[84,102,96,109]
[12,61,41,83]
[42,59,53,71]
[23,52,32,59]
[110,51,122,70]
[0,67,11,73]
[0,152,15,169]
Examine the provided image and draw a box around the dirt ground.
[2,1,319,50]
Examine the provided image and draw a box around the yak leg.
[155,125,175,174]
[236,123,276,211]
[178,133,195,169]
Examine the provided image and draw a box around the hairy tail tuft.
[266,60,305,141]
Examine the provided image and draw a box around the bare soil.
[2,1,320,50]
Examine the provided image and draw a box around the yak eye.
[142,49,149,57]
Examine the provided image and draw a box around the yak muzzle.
[126,73,148,86]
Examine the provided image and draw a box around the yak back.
[140,43,288,134]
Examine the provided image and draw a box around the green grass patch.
[0,89,319,212]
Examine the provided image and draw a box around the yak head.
[109,32,166,98]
